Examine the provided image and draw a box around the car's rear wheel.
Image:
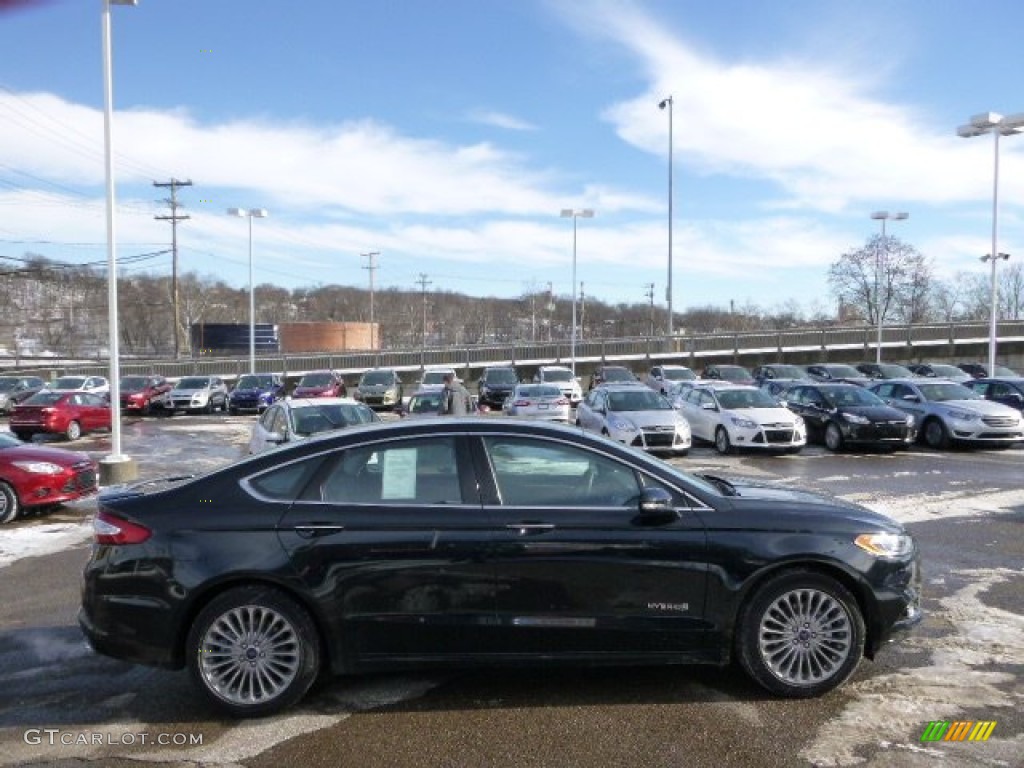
[13,431,32,443]
[187,585,320,718]
[824,422,844,452]
[714,426,732,455]
[736,569,864,698]
[65,420,82,441]
[0,481,20,524]
[923,417,951,449]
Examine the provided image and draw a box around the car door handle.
[294,524,346,539]
[507,523,555,536]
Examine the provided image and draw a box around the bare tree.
[828,235,932,326]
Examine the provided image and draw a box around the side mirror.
[701,402,716,410]
[636,487,677,524]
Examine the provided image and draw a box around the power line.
[154,178,193,358]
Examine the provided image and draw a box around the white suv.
[533,365,583,404]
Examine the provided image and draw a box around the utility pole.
[645,283,655,337]
[361,251,379,348]
[546,282,554,341]
[416,273,431,369]
[154,178,192,358]
[579,282,586,342]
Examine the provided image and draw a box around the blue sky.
[1,0,1023,319]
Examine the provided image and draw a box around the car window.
[248,457,325,501]
[271,408,289,434]
[259,406,277,429]
[483,436,641,508]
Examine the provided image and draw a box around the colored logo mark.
[920,721,997,742]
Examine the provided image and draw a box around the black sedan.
[782,383,915,451]
[804,363,873,387]
[79,419,921,717]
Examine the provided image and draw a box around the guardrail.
[4,320,1023,383]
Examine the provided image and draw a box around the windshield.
[360,370,395,386]
[298,373,333,387]
[541,369,572,383]
[408,392,444,413]
[120,377,148,390]
[421,371,452,386]
[769,365,806,379]
[717,389,780,409]
[52,377,86,389]
[879,364,914,378]
[602,368,636,382]
[607,390,671,411]
[25,391,63,405]
[177,377,210,389]
[238,375,275,389]
[821,387,885,408]
[718,367,752,381]
[292,403,376,435]
[927,365,968,378]
[664,368,696,381]
[484,368,518,385]
[0,379,20,392]
[917,383,980,402]
[995,365,1019,377]
[824,365,862,378]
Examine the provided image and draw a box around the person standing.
[439,372,473,415]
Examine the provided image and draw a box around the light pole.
[869,211,909,364]
[658,95,674,337]
[227,208,269,374]
[560,208,594,375]
[361,251,379,348]
[99,0,139,485]
[957,111,1024,376]
[981,252,1011,373]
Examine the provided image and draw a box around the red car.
[9,391,112,442]
[0,432,98,523]
[120,375,172,414]
[292,370,347,398]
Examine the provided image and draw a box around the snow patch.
[0,521,92,568]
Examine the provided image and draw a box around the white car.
[49,375,110,396]
[502,384,570,422]
[646,364,697,395]
[249,397,380,454]
[575,384,690,455]
[417,367,459,388]
[167,375,229,414]
[677,383,806,455]
[533,365,583,405]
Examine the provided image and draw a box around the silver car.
[869,378,1024,449]
[167,376,228,414]
[249,397,380,454]
[502,384,570,422]
[575,384,690,455]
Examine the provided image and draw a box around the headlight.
[946,408,979,421]
[842,412,870,425]
[731,416,757,429]
[905,414,915,426]
[608,416,638,432]
[11,461,64,475]
[854,532,914,558]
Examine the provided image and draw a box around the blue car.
[227,374,285,414]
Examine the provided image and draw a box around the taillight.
[41,407,56,415]
[557,398,569,405]
[513,399,531,407]
[93,510,151,545]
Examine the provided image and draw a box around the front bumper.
[729,423,806,451]
[610,425,691,453]
[945,415,1024,442]
[842,420,915,445]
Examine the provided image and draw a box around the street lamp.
[560,208,594,375]
[981,252,1011,372]
[869,211,909,364]
[99,0,139,485]
[957,111,1024,376]
[658,95,674,336]
[227,207,269,374]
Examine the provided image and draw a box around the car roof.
[284,396,363,409]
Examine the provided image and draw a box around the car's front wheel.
[65,420,82,441]
[187,585,321,718]
[0,481,20,524]
[736,569,865,698]
[824,422,844,452]
[714,426,732,455]
[923,417,951,449]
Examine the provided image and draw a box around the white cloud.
[466,109,539,132]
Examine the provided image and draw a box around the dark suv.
[477,366,519,408]
[227,373,286,414]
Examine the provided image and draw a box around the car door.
[475,434,708,656]
[875,383,926,426]
[988,381,1024,411]
[787,386,827,438]
[277,434,495,659]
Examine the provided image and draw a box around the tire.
[0,481,20,524]
[65,420,82,441]
[13,431,32,443]
[824,423,844,452]
[229,407,239,416]
[735,569,865,698]
[923,417,951,449]
[714,426,733,455]
[203,400,214,415]
[187,585,320,718]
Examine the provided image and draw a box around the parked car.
[868,378,1024,449]
[645,364,697,395]
[0,375,47,415]
[119,375,172,415]
[701,364,755,386]
[248,397,380,454]
[804,363,873,387]
[665,379,699,409]
[906,363,972,382]
[417,367,458,389]
[227,373,285,415]
[477,366,519,408]
[532,365,583,405]
[855,363,918,380]
[962,377,1024,412]
[501,384,570,422]
[958,362,1020,379]
[167,376,229,415]
[292,370,346,399]
[588,365,639,391]
[80,418,921,717]
[9,390,111,441]
[575,384,690,455]
[354,368,404,410]
[398,388,446,418]
[676,383,806,455]
[781,383,915,452]
[48,375,110,396]
[751,364,808,386]
[0,432,98,523]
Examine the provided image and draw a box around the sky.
[1,0,1023,319]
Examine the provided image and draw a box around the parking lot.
[0,410,1021,767]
